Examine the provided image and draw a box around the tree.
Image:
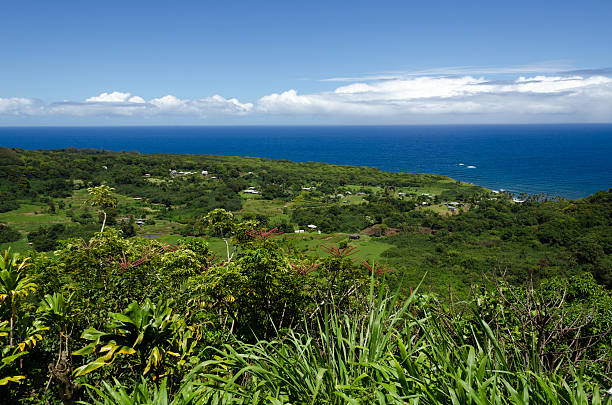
[204,209,236,262]
[38,292,80,403]
[0,224,20,244]
[85,185,118,233]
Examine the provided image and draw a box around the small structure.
[144,173,151,177]
[135,218,145,225]
[170,169,195,176]
[302,187,312,191]
[294,229,305,233]
[201,170,209,176]
[398,192,406,196]
[349,234,360,240]
[307,224,317,230]
[243,189,259,194]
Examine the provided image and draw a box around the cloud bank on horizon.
[2,72,612,124]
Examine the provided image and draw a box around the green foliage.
[195,280,612,404]
[82,375,206,405]
[86,185,118,232]
[0,148,610,403]
[74,298,197,379]
[0,250,44,393]
[0,224,20,244]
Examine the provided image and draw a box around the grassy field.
[239,197,286,216]
[0,203,70,227]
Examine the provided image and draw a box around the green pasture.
[239,197,286,216]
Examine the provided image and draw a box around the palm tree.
[0,249,37,349]
[38,292,73,355]
[38,292,80,403]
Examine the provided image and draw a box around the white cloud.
[256,74,612,121]
[39,92,254,118]
[85,91,146,103]
[1,72,612,123]
[320,62,573,82]
[0,97,42,115]
[149,94,253,115]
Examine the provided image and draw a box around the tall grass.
[83,280,611,404]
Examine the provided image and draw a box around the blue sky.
[2,0,612,125]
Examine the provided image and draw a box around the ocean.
[1,124,611,199]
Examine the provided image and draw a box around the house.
[201,170,209,176]
[144,173,151,177]
[135,218,145,225]
[294,229,305,233]
[243,189,259,194]
[398,192,406,196]
[302,187,312,191]
[349,234,360,240]
[447,206,457,212]
[307,224,317,230]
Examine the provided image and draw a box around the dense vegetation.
[0,147,610,403]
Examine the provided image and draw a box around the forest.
[0,147,611,404]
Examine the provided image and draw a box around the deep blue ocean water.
[1,124,611,199]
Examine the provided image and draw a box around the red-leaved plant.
[363,260,393,275]
[246,227,283,240]
[320,243,360,261]
[290,262,319,276]
[109,251,149,270]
